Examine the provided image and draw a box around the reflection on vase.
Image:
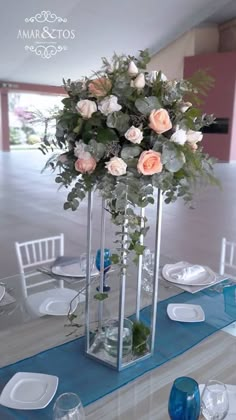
[104,318,133,358]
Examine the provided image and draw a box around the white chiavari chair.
[219,237,236,280]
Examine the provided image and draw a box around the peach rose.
[88,77,112,97]
[137,150,162,175]
[74,155,96,174]
[149,108,172,134]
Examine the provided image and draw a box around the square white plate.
[0,372,58,409]
[199,384,236,419]
[39,288,83,316]
[52,262,98,278]
[167,303,205,322]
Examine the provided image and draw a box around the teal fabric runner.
[0,281,236,419]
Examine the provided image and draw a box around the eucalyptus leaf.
[121,146,142,160]
[106,112,130,134]
[162,144,186,173]
[97,128,118,144]
[135,96,161,115]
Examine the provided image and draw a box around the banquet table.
[0,257,236,420]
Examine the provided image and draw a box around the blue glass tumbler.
[168,376,200,420]
[96,248,111,292]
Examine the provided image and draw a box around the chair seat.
[24,287,85,317]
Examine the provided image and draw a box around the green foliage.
[39,50,219,268]
[94,293,109,301]
[135,96,161,115]
[132,321,150,356]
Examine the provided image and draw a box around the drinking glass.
[201,380,229,420]
[104,318,133,358]
[96,248,111,292]
[142,249,154,294]
[79,252,95,276]
[168,376,200,420]
[53,392,85,419]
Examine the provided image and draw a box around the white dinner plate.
[162,261,216,286]
[0,285,5,302]
[39,288,83,316]
[167,303,205,322]
[0,372,58,410]
[52,262,99,278]
[199,384,236,419]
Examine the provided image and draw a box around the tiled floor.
[1,150,236,278]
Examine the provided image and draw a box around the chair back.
[219,237,236,279]
[15,234,64,297]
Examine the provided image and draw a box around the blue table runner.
[1,282,236,419]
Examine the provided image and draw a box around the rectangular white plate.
[199,384,236,418]
[167,303,205,322]
[162,262,216,286]
[0,372,58,409]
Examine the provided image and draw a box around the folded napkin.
[172,265,205,282]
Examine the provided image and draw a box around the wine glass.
[79,252,95,276]
[201,380,229,420]
[96,248,111,292]
[53,392,85,419]
[168,376,200,420]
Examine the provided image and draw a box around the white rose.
[74,140,86,158]
[186,130,203,144]
[124,126,143,144]
[76,99,97,119]
[180,102,192,113]
[133,73,145,89]
[170,128,187,145]
[105,157,127,176]
[128,61,139,76]
[147,71,167,84]
[98,95,122,116]
[160,71,167,82]
[147,71,158,83]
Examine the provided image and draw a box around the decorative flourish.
[40,49,217,264]
[25,45,67,59]
[25,11,67,24]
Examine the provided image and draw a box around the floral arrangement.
[42,49,217,263]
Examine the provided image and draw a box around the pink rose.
[74,155,96,174]
[137,150,162,175]
[149,108,172,134]
[88,77,112,97]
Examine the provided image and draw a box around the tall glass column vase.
[85,189,163,371]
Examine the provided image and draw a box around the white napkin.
[172,265,205,282]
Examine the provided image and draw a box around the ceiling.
[206,0,236,23]
[0,0,234,86]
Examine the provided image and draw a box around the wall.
[219,18,236,52]
[148,31,195,79]
[148,26,219,79]
[184,52,236,162]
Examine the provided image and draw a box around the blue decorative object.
[95,248,111,292]
[0,282,235,419]
[168,376,200,420]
